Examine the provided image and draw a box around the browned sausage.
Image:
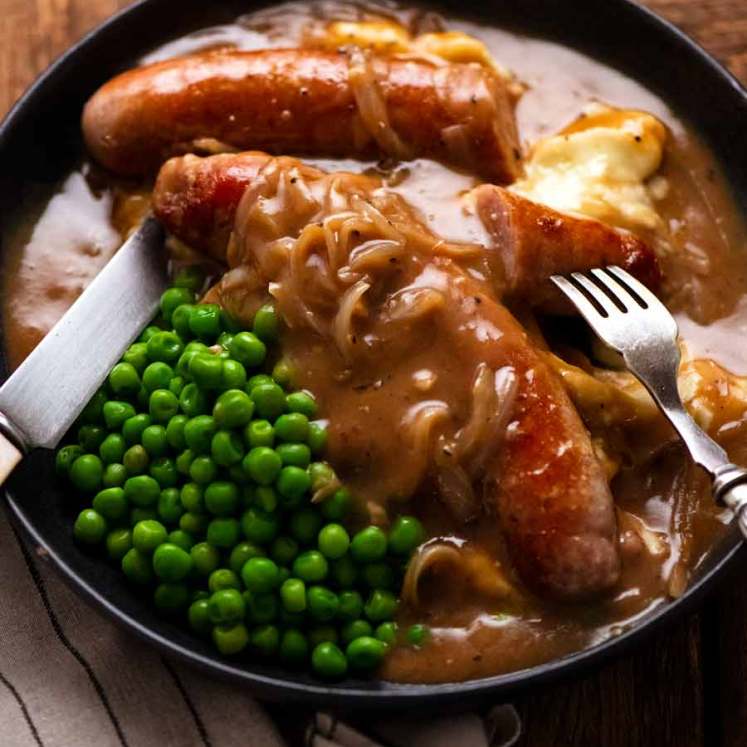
[423,262,619,599]
[83,49,521,182]
[474,185,661,311]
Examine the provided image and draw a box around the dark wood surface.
[1,2,746,745]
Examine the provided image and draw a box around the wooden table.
[1,2,746,745]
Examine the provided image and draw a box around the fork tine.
[569,272,620,317]
[604,265,670,316]
[550,275,607,321]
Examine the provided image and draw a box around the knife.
[0,216,168,483]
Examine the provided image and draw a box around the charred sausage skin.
[83,49,521,182]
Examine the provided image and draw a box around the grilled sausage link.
[83,49,521,181]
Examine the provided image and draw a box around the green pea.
[99,433,126,465]
[274,413,309,443]
[292,551,328,583]
[246,374,273,393]
[179,382,210,417]
[211,430,244,467]
[253,486,277,513]
[241,557,280,593]
[330,556,358,589]
[150,457,178,488]
[208,568,240,593]
[317,523,350,559]
[173,266,204,292]
[105,528,132,561]
[346,635,386,670]
[70,454,103,492]
[280,578,307,613]
[250,383,287,420]
[123,445,149,475]
[250,624,279,656]
[285,391,317,418]
[275,444,310,468]
[213,623,249,655]
[132,519,168,553]
[160,287,196,323]
[121,548,153,584]
[307,585,339,622]
[271,536,299,567]
[220,359,247,390]
[167,529,195,551]
[154,582,190,613]
[252,303,280,342]
[388,516,426,556]
[272,359,294,390]
[337,590,364,621]
[213,389,254,429]
[307,421,328,455]
[179,511,208,536]
[406,624,430,647]
[122,414,152,445]
[102,463,128,488]
[189,455,217,484]
[149,389,179,422]
[139,425,167,457]
[320,488,349,522]
[164,415,188,450]
[56,445,85,476]
[191,542,220,576]
[147,331,184,364]
[122,342,149,373]
[204,482,239,516]
[375,621,398,645]
[109,362,141,397]
[364,590,398,622]
[188,599,212,635]
[73,509,107,544]
[152,542,193,581]
[228,331,266,368]
[180,482,204,513]
[208,588,246,624]
[123,473,162,508]
[341,620,373,645]
[242,590,277,624]
[189,304,222,341]
[92,487,128,522]
[189,353,223,389]
[168,375,185,397]
[172,304,195,339]
[175,449,195,476]
[276,466,311,501]
[229,541,265,575]
[311,642,347,679]
[240,507,279,545]
[79,389,107,425]
[142,362,174,392]
[77,424,106,453]
[103,401,136,430]
[350,526,387,563]
[183,415,216,454]
[206,518,240,549]
[157,487,183,524]
[279,629,309,666]
[289,508,322,545]
[242,446,282,485]
[139,325,161,343]
[244,419,274,448]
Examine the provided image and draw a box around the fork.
[551,265,747,538]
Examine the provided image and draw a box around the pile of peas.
[55,267,428,679]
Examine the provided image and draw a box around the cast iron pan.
[1,0,746,710]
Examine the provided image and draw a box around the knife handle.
[0,431,22,485]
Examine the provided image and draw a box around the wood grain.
[0,2,744,746]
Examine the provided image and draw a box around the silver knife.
[0,216,167,482]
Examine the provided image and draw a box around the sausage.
[474,184,661,311]
[437,262,620,599]
[83,49,521,182]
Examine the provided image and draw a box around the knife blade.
[0,216,167,459]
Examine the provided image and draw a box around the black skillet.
[2,0,746,710]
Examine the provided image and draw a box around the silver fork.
[551,265,747,538]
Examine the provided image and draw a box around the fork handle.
[713,464,747,540]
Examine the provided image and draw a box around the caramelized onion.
[333,278,371,360]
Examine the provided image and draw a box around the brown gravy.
[3,2,746,684]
